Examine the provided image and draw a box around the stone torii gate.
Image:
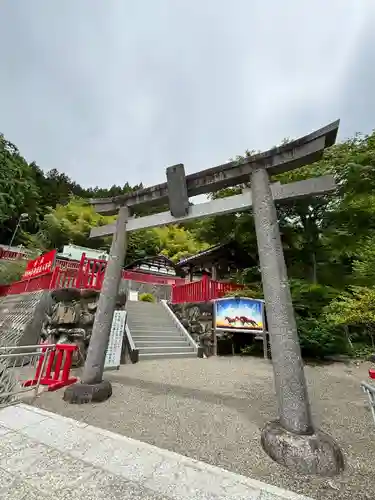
[64,120,344,476]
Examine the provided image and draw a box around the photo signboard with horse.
[213,297,268,358]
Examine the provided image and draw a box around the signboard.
[22,249,57,279]
[104,310,127,370]
[214,297,265,333]
[128,290,139,301]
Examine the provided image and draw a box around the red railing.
[55,259,81,271]
[0,248,32,261]
[0,251,241,302]
[122,269,185,285]
[171,275,244,303]
[0,272,55,296]
[23,344,78,391]
[50,267,79,289]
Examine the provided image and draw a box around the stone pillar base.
[261,421,345,476]
[63,380,112,404]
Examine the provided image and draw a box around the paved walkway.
[0,404,311,499]
[33,357,374,499]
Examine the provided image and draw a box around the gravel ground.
[32,356,375,500]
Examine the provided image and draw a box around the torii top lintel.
[90,120,339,216]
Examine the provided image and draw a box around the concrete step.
[132,333,186,341]
[127,314,171,320]
[127,315,170,321]
[138,351,198,360]
[128,327,180,333]
[128,304,167,307]
[126,304,165,310]
[128,321,173,330]
[138,346,195,355]
[0,290,50,348]
[127,312,169,319]
[131,335,182,340]
[135,340,188,347]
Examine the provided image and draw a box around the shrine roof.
[176,240,253,270]
[123,254,186,277]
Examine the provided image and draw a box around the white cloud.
[0,0,374,189]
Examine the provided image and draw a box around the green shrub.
[240,342,270,357]
[0,259,27,285]
[139,292,155,303]
[224,286,263,299]
[349,342,374,359]
[297,317,347,359]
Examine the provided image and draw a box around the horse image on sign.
[214,297,265,333]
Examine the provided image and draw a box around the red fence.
[0,273,54,296]
[0,250,240,302]
[0,248,28,261]
[24,344,78,391]
[0,251,187,298]
[123,269,184,286]
[171,275,244,303]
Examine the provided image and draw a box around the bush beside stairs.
[126,301,198,360]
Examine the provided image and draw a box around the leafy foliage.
[154,225,209,262]
[0,260,27,285]
[2,127,375,358]
[139,293,155,303]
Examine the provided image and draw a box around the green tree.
[154,225,209,262]
[126,228,161,264]
[0,259,27,285]
[325,286,375,351]
[24,197,113,251]
[0,135,40,244]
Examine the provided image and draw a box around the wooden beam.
[90,120,339,215]
[90,175,335,238]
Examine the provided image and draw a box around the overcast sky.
[1,1,375,191]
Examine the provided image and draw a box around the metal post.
[8,220,21,249]
[262,332,268,360]
[82,206,128,385]
[251,165,313,434]
[8,213,28,248]
[212,328,218,356]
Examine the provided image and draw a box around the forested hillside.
[1,130,375,358]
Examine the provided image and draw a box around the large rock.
[261,420,345,476]
[51,303,80,325]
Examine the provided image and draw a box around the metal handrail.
[160,300,199,350]
[0,344,55,407]
[125,324,136,352]
[361,380,375,425]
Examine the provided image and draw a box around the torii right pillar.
[251,165,344,476]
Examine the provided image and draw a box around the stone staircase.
[0,291,50,348]
[126,300,198,360]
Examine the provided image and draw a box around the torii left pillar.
[64,206,128,404]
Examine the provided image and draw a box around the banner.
[214,297,265,332]
[22,249,57,279]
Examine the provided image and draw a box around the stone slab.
[0,290,50,348]
[90,175,336,237]
[0,403,312,500]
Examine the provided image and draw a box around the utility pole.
[8,213,28,248]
